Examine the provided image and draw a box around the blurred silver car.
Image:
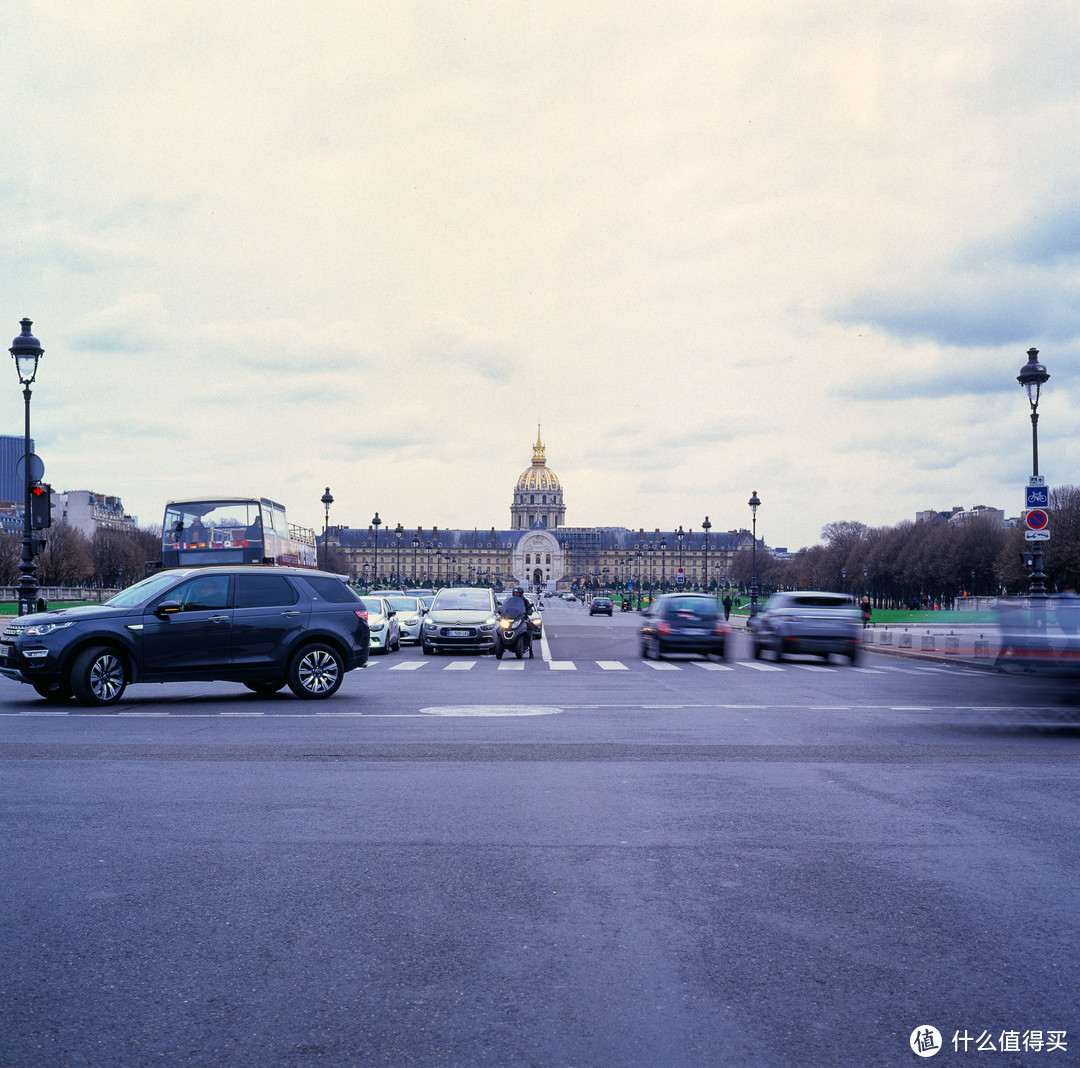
[750,591,862,664]
[381,594,425,644]
[360,596,401,654]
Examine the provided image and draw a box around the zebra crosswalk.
[380,658,968,675]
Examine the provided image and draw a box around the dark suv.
[640,593,729,660]
[0,566,370,705]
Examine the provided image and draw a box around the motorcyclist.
[500,585,534,658]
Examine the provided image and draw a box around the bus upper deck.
[161,498,317,569]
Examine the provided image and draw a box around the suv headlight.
[479,616,497,632]
[22,621,75,637]
[423,619,437,631]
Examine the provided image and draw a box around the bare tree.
[38,524,93,586]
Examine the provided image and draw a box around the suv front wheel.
[70,646,128,706]
[287,643,345,699]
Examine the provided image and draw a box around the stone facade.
[328,431,759,592]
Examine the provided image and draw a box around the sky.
[2,1,1078,552]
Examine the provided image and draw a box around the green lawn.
[0,601,98,615]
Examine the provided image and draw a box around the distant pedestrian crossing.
[379,658,970,676]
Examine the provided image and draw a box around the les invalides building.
[330,429,759,592]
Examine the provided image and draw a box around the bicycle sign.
[1025,485,1050,508]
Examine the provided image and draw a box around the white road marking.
[548,661,577,670]
[644,662,680,671]
[419,705,562,717]
[444,662,476,671]
[597,661,629,670]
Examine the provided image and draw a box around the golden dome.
[515,426,562,494]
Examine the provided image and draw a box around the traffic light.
[29,482,51,529]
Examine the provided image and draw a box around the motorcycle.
[495,611,533,659]
[621,599,632,612]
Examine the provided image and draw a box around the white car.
[360,596,401,654]
[380,594,425,644]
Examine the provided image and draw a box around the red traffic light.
[29,482,51,529]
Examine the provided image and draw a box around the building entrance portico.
[511,528,564,592]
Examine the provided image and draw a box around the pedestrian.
[860,595,871,628]
[722,594,732,621]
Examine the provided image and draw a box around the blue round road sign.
[1026,508,1049,530]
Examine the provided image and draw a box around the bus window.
[161,497,317,570]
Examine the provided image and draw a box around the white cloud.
[1,1,1078,550]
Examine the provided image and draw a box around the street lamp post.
[1017,347,1050,607]
[748,491,761,614]
[660,537,668,592]
[412,535,420,584]
[10,319,44,616]
[676,525,685,586]
[371,512,382,586]
[394,522,404,587]
[320,487,334,571]
[702,516,711,594]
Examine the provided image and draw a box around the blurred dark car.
[590,596,614,616]
[0,566,370,705]
[640,593,729,660]
[749,591,861,664]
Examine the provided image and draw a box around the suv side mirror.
[154,600,182,618]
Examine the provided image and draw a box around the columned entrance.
[511,529,564,592]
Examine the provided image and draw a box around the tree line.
[729,485,1080,607]
[5,486,1080,599]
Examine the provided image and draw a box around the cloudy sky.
[2,1,1077,551]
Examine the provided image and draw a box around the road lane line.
[692,662,735,671]
[597,661,629,670]
[498,661,526,670]
[644,662,680,671]
[389,662,427,670]
[548,661,577,670]
[444,662,477,670]
[738,662,783,672]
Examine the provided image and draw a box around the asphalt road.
[1,599,1078,1067]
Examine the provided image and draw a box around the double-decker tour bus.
[161,497,317,569]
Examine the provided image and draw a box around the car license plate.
[0,642,12,660]
[449,629,469,637]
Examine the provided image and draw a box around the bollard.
[943,635,959,654]
[974,639,991,658]
[899,632,913,648]
[921,633,936,651]
[878,630,893,646]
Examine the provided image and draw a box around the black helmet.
[513,586,524,595]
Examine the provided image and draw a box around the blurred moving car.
[749,591,862,664]
[0,566,370,704]
[360,596,401,654]
[422,587,499,655]
[380,594,425,644]
[590,596,614,616]
[640,593,728,660]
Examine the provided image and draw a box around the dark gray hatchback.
[0,566,370,705]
